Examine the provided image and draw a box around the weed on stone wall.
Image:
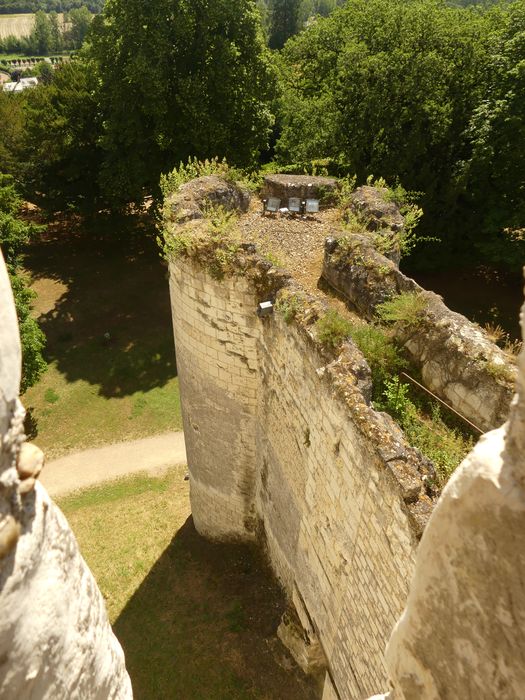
[275,292,304,324]
[160,203,242,281]
[375,292,429,327]
[375,377,474,485]
[484,360,516,384]
[160,156,259,197]
[347,323,406,397]
[315,309,353,349]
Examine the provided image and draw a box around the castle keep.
[165,174,523,699]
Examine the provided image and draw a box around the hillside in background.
[0,0,102,13]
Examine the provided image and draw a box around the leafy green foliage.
[0,173,46,391]
[315,309,353,349]
[347,323,406,397]
[160,157,245,198]
[258,0,343,47]
[10,272,47,392]
[0,0,103,13]
[267,0,300,49]
[89,0,276,205]
[375,292,429,326]
[275,291,302,323]
[457,0,525,266]
[0,91,26,176]
[22,58,103,210]
[377,377,474,484]
[0,7,93,55]
[275,0,505,262]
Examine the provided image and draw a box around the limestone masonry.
[0,252,132,699]
[167,177,436,699]
[166,175,522,700]
[378,285,525,699]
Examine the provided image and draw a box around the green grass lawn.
[59,468,316,700]
[22,215,183,458]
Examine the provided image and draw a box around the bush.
[315,309,353,349]
[348,323,405,397]
[275,292,303,324]
[377,377,473,484]
[375,292,429,326]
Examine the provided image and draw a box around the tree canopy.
[89,0,276,204]
[275,0,525,266]
[0,0,103,13]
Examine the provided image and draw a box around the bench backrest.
[305,198,320,213]
[266,197,281,212]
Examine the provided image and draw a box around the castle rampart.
[166,177,435,698]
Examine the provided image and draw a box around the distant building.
[3,77,38,93]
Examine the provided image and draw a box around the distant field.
[0,13,34,40]
[0,12,66,40]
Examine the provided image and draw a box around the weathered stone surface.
[322,235,516,432]
[167,178,435,700]
[382,284,525,700]
[350,186,404,233]
[166,174,250,224]
[17,442,44,480]
[261,174,338,204]
[277,607,326,678]
[0,250,132,699]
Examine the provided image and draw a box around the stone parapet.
[379,281,525,699]
[261,174,338,204]
[322,235,516,432]
[0,251,131,699]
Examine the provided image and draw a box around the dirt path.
[41,431,187,497]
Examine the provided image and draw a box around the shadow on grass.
[113,517,317,700]
[24,212,177,397]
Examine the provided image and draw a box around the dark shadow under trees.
[113,516,318,700]
[23,211,177,398]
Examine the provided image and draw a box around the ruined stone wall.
[373,286,525,700]
[169,260,260,539]
[168,232,434,699]
[322,235,515,432]
[0,252,132,699]
[255,310,427,698]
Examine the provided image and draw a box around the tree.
[268,0,300,48]
[89,0,276,205]
[49,11,63,53]
[22,58,103,211]
[458,0,525,265]
[276,0,494,256]
[0,173,46,392]
[29,10,53,55]
[66,6,93,49]
[0,90,26,176]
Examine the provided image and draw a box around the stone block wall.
[255,310,427,698]
[376,285,525,700]
[169,260,261,539]
[168,234,434,699]
[322,235,516,432]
